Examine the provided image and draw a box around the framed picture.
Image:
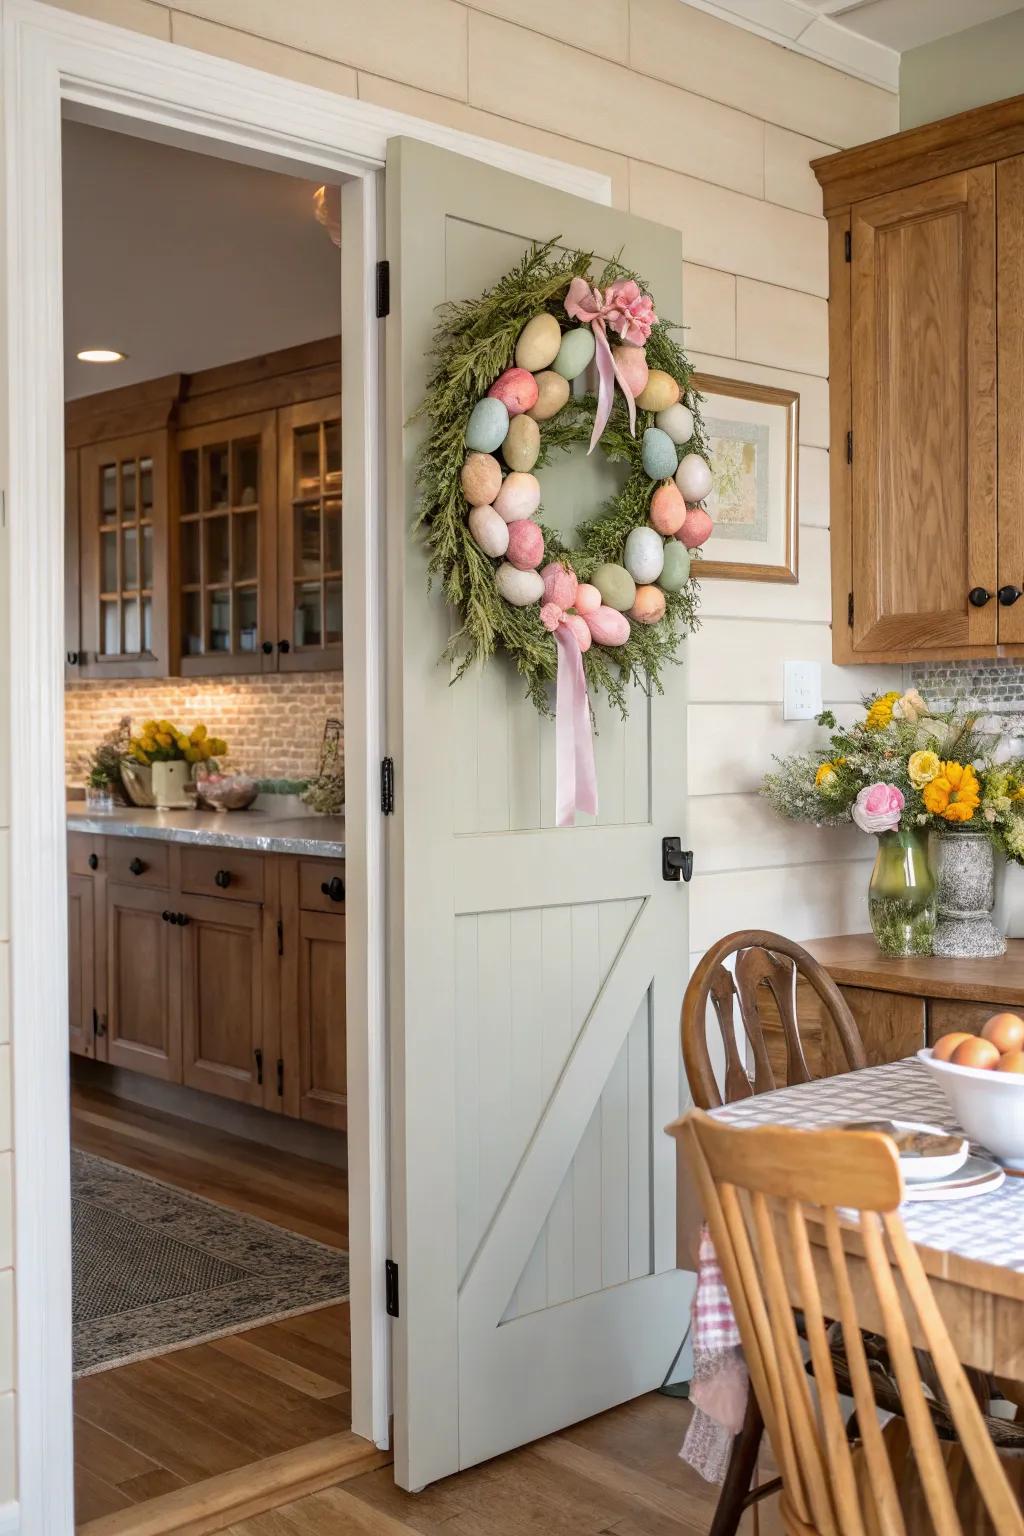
[693,373,799,583]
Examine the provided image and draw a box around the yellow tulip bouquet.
[128,720,228,769]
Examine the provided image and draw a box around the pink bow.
[564,277,657,453]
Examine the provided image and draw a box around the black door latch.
[662,837,693,882]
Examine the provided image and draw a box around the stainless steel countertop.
[67,804,345,859]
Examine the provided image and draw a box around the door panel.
[997,156,1024,643]
[295,909,347,1130]
[106,883,178,1080]
[180,895,263,1105]
[68,874,95,1059]
[386,137,690,1489]
[850,167,996,652]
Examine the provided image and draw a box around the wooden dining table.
[671,1056,1024,1387]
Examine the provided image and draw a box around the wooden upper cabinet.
[997,156,1024,644]
[848,167,996,656]
[276,398,343,672]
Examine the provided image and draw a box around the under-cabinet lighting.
[76,348,127,364]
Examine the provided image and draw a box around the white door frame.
[1,2,611,1531]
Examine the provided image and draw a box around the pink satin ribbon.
[554,625,598,827]
[564,276,656,454]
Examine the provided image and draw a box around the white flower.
[893,687,928,724]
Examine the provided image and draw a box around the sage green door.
[385,137,691,1491]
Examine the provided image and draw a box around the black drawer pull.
[321,876,345,903]
[129,857,146,876]
[262,640,274,655]
[968,587,993,607]
[178,913,190,927]
[277,638,290,654]
[162,910,172,922]
[999,585,1023,606]
[88,852,99,871]
[214,869,231,889]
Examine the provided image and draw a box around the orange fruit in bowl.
[981,1012,1024,1054]
[995,1049,1024,1075]
[932,1031,973,1063]
[951,1037,1000,1071]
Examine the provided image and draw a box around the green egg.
[658,541,691,593]
[592,562,637,613]
[552,326,596,381]
[466,396,510,453]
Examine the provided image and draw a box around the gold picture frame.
[692,372,799,584]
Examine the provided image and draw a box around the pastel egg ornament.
[611,344,649,399]
[678,504,714,550]
[460,452,502,507]
[658,540,691,592]
[495,563,545,607]
[541,561,578,610]
[591,562,636,614]
[629,585,667,626]
[466,396,509,453]
[506,519,545,571]
[656,401,695,445]
[675,451,713,503]
[552,325,596,381]
[502,414,540,473]
[573,582,601,616]
[488,367,539,418]
[642,427,678,481]
[528,370,571,422]
[623,526,665,585]
[585,605,630,648]
[562,613,592,652]
[635,370,680,413]
[649,480,686,537]
[493,471,541,523]
[515,312,562,372]
[468,505,510,559]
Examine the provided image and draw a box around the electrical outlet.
[783,660,822,721]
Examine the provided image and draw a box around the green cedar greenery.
[414,241,707,716]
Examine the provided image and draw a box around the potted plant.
[124,721,228,809]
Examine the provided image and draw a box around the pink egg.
[649,480,686,537]
[678,505,714,550]
[506,519,545,571]
[488,367,539,417]
[493,471,541,523]
[628,585,667,625]
[586,605,630,647]
[573,582,601,616]
[611,344,649,398]
[562,612,592,652]
[541,561,578,610]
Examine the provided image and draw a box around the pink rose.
[852,782,905,835]
[607,280,656,345]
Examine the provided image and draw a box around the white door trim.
[1,2,612,1531]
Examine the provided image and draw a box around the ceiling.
[686,0,1024,90]
[62,121,341,400]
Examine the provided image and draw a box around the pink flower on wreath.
[604,280,656,345]
[852,782,905,836]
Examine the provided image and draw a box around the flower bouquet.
[762,688,1024,957]
[122,720,229,809]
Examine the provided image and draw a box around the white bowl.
[918,1047,1024,1170]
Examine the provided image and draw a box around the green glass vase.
[868,829,936,957]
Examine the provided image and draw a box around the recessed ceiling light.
[76,348,127,364]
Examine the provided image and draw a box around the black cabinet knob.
[88,853,99,871]
[968,587,993,607]
[214,869,231,889]
[66,651,80,666]
[162,910,172,922]
[321,875,345,903]
[277,639,291,654]
[999,585,1023,606]
[129,857,145,876]
[172,912,190,926]
[262,640,274,655]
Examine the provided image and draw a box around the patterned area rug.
[72,1149,349,1377]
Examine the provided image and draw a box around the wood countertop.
[804,934,1024,1007]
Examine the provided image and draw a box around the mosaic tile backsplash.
[910,661,1024,712]
[65,674,343,787]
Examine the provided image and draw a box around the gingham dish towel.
[680,1225,749,1484]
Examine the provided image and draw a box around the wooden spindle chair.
[679,1113,1024,1536]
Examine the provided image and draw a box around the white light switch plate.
[783,660,822,721]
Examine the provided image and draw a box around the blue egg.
[466,397,510,453]
[641,427,677,481]
[552,326,596,381]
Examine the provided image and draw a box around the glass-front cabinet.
[176,413,277,675]
[277,398,343,672]
[78,430,169,678]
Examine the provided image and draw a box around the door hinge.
[844,228,852,262]
[254,1047,263,1086]
[385,1259,400,1318]
[276,1058,284,1097]
[375,260,390,319]
[848,591,855,627]
[381,756,395,816]
[277,918,284,957]
[846,430,853,464]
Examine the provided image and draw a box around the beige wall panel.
[170,12,358,94]
[629,160,828,297]
[469,13,765,199]
[682,263,735,357]
[691,793,871,875]
[0,1275,14,1396]
[0,1161,12,1272]
[687,350,829,448]
[0,1391,14,1503]
[735,276,828,375]
[687,701,858,796]
[764,124,834,216]
[689,859,871,952]
[462,0,628,62]
[686,618,898,705]
[47,0,170,37]
[628,0,897,148]
[698,525,831,622]
[799,446,830,530]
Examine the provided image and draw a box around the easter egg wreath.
[414,242,712,724]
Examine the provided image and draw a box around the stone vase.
[931,831,1007,958]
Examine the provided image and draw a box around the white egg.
[495,563,544,607]
[623,526,665,585]
[656,402,695,445]
[674,452,713,503]
[468,505,510,558]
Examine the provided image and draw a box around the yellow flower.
[190,724,208,744]
[908,750,941,789]
[184,746,201,764]
[865,691,901,731]
[174,734,190,753]
[923,761,981,823]
[131,745,150,765]
[155,731,173,749]
[209,737,228,757]
[815,762,837,787]
[158,720,174,735]
[142,719,160,736]
[139,735,157,753]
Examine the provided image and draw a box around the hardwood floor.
[71,1083,352,1527]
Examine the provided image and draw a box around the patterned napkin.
[679,1225,748,1483]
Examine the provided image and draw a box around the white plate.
[840,1118,969,1181]
[903,1153,1005,1202]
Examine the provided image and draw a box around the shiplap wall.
[0,0,902,1508]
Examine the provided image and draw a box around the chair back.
[680,1112,1024,1536]
[682,930,867,1110]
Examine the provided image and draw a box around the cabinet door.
[79,431,170,678]
[65,449,83,683]
[106,883,179,1080]
[277,397,342,672]
[850,167,996,654]
[180,894,264,1105]
[68,874,96,1059]
[177,412,278,675]
[293,910,346,1129]
[997,157,1024,643]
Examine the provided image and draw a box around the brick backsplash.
[65,674,343,786]
[909,660,1024,711]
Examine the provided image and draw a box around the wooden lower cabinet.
[106,882,180,1082]
[293,910,347,1129]
[67,873,97,1059]
[180,895,265,1106]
